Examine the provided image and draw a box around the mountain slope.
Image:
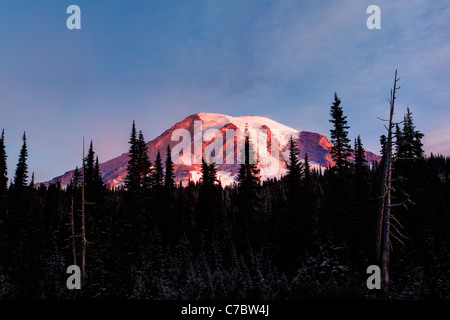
[46,113,381,187]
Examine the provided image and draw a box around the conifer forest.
[1,91,450,301]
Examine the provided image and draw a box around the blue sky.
[0,0,449,182]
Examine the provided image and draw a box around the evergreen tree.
[329,93,352,173]
[236,124,260,187]
[285,136,304,237]
[347,135,374,267]
[394,124,402,158]
[13,132,28,191]
[380,134,387,164]
[29,172,35,188]
[397,108,424,159]
[303,152,311,187]
[68,166,82,193]
[125,120,139,192]
[277,137,306,271]
[354,136,367,170]
[160,145,175,241]
[125,121,152,194]
[164,145,175,190]
[152,150,164,189]
[137,131,152,191]
[235,125,261,243]
[197,158,223,241]
[82,141,104,215]
[286,136,303,189]
[324,94,353,239]
[303,152,318,223]
[94,156,104,193]
[0,129,7,269]
[151,150,165,231]
[84,141,96,188]
[0,129,7,196]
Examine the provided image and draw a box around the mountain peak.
[44,113,381,188]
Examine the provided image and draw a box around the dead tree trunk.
[376,69,399,292]
[81,137,86,280]
[70,196,77,266]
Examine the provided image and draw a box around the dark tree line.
[1,99,450,299]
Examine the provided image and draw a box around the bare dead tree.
[81,137,86,280]
[376,69,399,291]
[70,196,77,266]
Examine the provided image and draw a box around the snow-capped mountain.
[46,113,381,188]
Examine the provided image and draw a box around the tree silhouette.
[13,132,28,191]
[329,93,352,174]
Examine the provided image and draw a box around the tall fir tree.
[0,129,7,196]
[397,108,424,159]
[152,150,164,189]
[125,120,139,192]
[303,152,318,224]
[329,93,352,173]
[84,141,96,187]
[348,135,374,267]
[236,124,260,187]
[380,134,387,164]
[286,136,302,187]
[29,172,35,188]
[285,136,303,219]
[197,158,222,242]
[13,132,28,191]
[94,156,104,193]
[82,141,104,212]
[164,145,175,190]
[125,122,152,194]
[67,166,82,195]
[0,129,7,262]
[325,94,353,237]
[159,144,175,241]
[235,124,261,243]
[137,131,152,191]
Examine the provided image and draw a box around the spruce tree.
[152,150,164,189]
[303,152,311,185]
[125,121,152,193]
[29,172,35,188]
[236,124,260,187]
[0,129,7,196]
[68,166,82,195]
[82,141,104,211]
[0,129,7,256]
[285,136,303,220]
[125,120,139,192]
[13,132,28,191]
[286,136,302,185]
[329,93,352,173]
[325,94,352,238]
[164,145,175,190]
[84,141,96,187]
[84,142,98,195]
[137,131,152,191]
[394,124,402,158]
[380,134,387,164]
[160,145,175,240]
[348,135,373,266]
[94,156,104,192]
[397,108,424,159]
[235,125,261,243]
[303,152,318,224]
[197,158,216,238]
